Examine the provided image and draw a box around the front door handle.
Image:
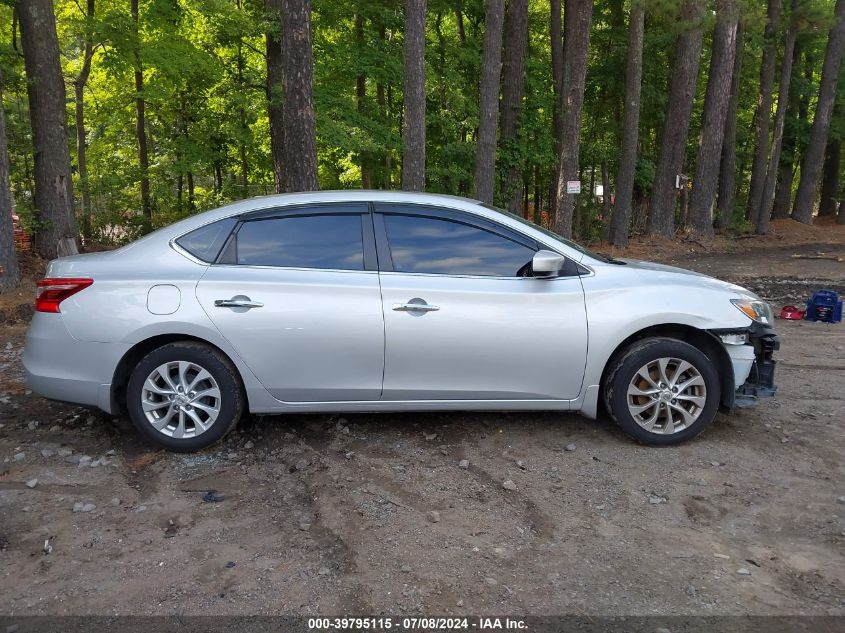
[392,301,440,312]
[214,297,264,309]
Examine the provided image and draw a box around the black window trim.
[371,203,581,278]
[212,203,378,272]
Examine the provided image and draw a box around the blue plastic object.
[804,289,842,324]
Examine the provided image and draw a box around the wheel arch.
[111,334,247,414]
[598,323,734,416]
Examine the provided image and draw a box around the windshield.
[480,203,612,263]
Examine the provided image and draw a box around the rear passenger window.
[175,218,236,263]
[235,214,364,270]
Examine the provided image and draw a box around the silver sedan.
[23,191,778,451]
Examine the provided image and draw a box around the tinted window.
[236,214,364,270]
[383,214,536,276]
[175,218,236,262]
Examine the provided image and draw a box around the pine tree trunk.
[473,0,504,204]
[402,0,426,191]
[75,0,95,243]
[716,22,743,229]
[265,0,285,193]
[819,138,841,216]
[549,0,563,219]
[793,0,845,224]
[647,0,704,237]
[281,0,319,192]
[772,38,805,220]
[688,0,739,238]
[498,0,528,212]
[757,6,798,235]
[17,0,79,259]
[0,69,20,292]
[553,0,593,239]
[745,0,781,224]
[355,13,373,189]
[131,0,151,222]
[608,2,644,248]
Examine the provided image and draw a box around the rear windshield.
[175,218,237,263]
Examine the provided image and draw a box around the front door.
[374,205,588,402]
[196,204,385,402]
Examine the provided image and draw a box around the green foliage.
[0,0,843,245]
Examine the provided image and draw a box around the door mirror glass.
[532,250,566,278]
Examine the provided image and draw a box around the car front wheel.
[126,342,244,452]
[604,337,721,445]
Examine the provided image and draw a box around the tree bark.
[553,0,593,238]
[131,0,151,222]
[281,0,319,192]
[757,4,798,234]
[772,38,805,220]
[819,137,841,216]
[716,21,744,229]
[745,0,781,224]
[792,0,845,224]
[75,0,95,242]
[0,69,20,292]
[265,0,285,193]
[608,2,644,247]
[549,0,563,218]
[402,0,426,191]
[473,0,504,204]
[498,0,528,212]
[647,0,704,237]
[688,0,739,238]
[17,0,79,259]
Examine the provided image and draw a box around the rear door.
[374,204,588,402]
[195,203,385,402]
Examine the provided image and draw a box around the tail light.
[35,278,93,313]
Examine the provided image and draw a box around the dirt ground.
[0,223,844,618]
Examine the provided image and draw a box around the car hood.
[616,258,760,299]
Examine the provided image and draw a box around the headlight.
[731,298,774,325]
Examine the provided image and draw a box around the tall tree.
[402,0,426,191]
[266,0,285,193]
[549,0,563,217]
[608,1,645,247]
[757,3,799,234]
[498,0,528,212]
[0,70,20,292]
[716,22,744,229]
[16,0,79,259]
[793,0,845,223]
[819,137,841,216]
[746,0,782,225]
[688,0,740,238]
[282,0,319,191]
[772,38,807,220]
[473,0,505,204]
[74,0,95,242]
[647,0,704,237]
[130,0,151,221]
[553,0,593,238]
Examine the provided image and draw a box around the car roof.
[126,191,587,263]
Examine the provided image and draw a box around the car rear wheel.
[126,342,244,452]
[604,337,720,445]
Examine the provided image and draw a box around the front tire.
[604,337,720,446]
[126,342,244,452]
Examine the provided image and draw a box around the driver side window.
[382,214,537,277]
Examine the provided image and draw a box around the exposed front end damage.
[712,324,779,408]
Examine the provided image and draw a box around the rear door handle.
[392,302,440,312]
[214,297,264,309]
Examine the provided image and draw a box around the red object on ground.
[779,305,805,320]
[12,213,31,250]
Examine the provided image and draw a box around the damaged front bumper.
[713,322,779,408]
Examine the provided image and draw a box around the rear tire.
[126,342,244,452]
[604,337,720,446]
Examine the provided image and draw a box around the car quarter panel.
[575,262,754,416]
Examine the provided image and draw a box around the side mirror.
[532,250,566,278]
